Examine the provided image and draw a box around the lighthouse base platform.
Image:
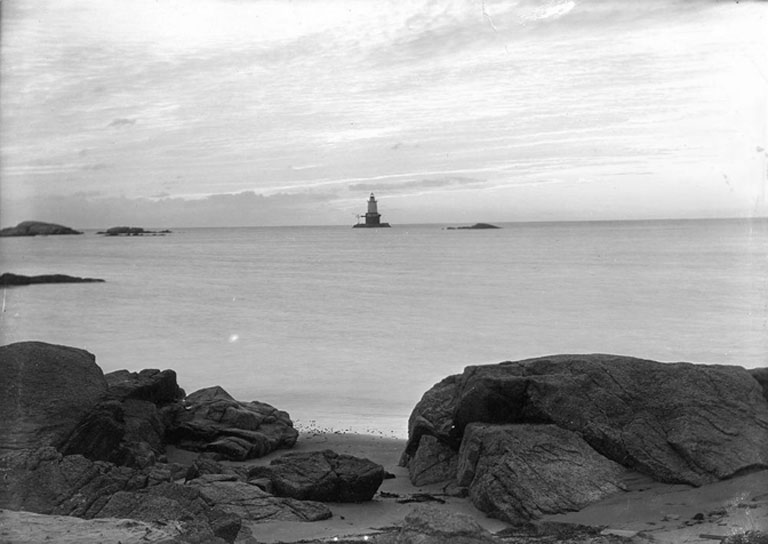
[353,223,391,228]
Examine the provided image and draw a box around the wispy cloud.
[349,176,485,193]
[107,118,137,128]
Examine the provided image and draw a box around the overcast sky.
[1,0,767,228]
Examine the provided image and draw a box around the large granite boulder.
[404,355,768,489]
[168,386,298,461]
[249,449,385,502]
[0,342,107,453]
[457,423,625,522]
[0,221,82,236]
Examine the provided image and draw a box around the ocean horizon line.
[65,214,768,232]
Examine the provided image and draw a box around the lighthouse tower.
[353,193,391,228]
[366,193,381,225]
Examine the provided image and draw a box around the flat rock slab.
[190,477,332,522]
[0,509,184,544]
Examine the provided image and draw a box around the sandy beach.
[167,431,768,544]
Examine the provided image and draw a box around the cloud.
[81,162,111,171]
[517,0,576,22]
[349,176,485,193]
[107,118,137,128]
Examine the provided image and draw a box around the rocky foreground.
[1,341,767,544]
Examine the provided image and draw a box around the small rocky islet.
[97,226,172,236]
[0,221,83,237]
[446,223,501,230]
[1,342,768,544]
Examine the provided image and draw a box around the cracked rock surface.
[402,354,768,520]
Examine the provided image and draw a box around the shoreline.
[168,431,768,544]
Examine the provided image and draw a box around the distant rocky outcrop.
[98,226,171,236]
[0,273,105,286]
[0,221,82,236]
[248,449,385,502]
[402,354,768,522]
[446,223,500,230]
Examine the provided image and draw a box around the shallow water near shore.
[1,218,766,436]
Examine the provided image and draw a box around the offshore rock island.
[1,342,767,543]
[353,193,391,228]
[446,223,501,230]
[97,226,172,236]
[0,273,105,286]
[0,221,82,237]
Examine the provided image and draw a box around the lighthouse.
[353,193,391,228]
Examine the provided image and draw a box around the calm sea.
[1,219,766,437]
